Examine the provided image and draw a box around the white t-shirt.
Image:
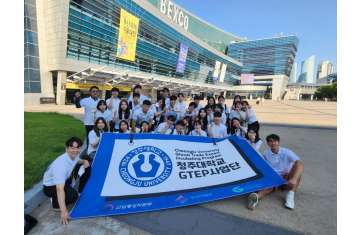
[43,152,80,186]
[95,109,113,122]
[194,103,203,115]
[175,101,187,119]
[128,94,150,104]
[246,108,258,124]
[155,122,174,134]
[87,129,103,154]
[229,110,247,121]
[80,97,100,125]
[116,110,132,129]
[106,97,121,115]
[248,139,263,152]
[208,123,228,138]
[190,129,207,137]
[263,147,300,175]
[132,109,155,126]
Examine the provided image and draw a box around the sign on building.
[160,0,189,31]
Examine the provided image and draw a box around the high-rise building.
[298,55,316,84]
[289,62,297,83]
[317,60,334,80]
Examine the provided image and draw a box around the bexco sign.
[160,0,189,31]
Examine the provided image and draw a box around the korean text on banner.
[116,9,140,61]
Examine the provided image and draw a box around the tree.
[314,83,337,100]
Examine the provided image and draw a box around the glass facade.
[227,36,299,77]
[146,0,245,53]
[24,0,41,93]
[66,0,242,86]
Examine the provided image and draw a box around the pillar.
[56,71,67,105]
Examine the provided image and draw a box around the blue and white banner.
[175,43,188,74]
[70,133,285,219]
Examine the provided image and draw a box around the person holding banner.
[42,137,91,225]
[248,134,304,210]
[208,111,228,138]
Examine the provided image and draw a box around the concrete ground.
[27,124,337,235]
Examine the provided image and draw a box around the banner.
[116,9,140,61]
[240,73,255,84]
[70,134,285,219]
[219,63,227,83]
[176,43,188,74]
[212,61,221,82]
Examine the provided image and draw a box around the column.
[56,71,67,105]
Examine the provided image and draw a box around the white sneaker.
[284,190,295,209]
[247,193,259,210]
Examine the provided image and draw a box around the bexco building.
[24,0,298,105]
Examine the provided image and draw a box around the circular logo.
[119,146,172,187]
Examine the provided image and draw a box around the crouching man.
[42,137,91,224]
[248,134,304,210]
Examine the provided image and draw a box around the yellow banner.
[116,9,140,61]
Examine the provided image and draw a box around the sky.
[174,0,337,73]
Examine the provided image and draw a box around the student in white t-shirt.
[190,120,207,137]
[229,101,247,122]
[193,95,203,115]
[79,86,100,141]
[131,100,155,129]
[129,92,142,112]
[42,137,90,225]
[207,111,228,138]
[246,128,263,152]
[87,117,108,158]
[118,120,130,134]
[127,84,149,105]
[155,115,176,134]
[175,93,187,120]
[218,95,230,117]
[115,99,132,132]
[94,100,113,125]
[106,87,121,132]
[242,100,260,136]
[230,117,247,138]
[247,134,304,211]
[172,120,186,135]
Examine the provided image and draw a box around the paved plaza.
[27,117,337,235]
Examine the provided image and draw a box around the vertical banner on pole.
[116,9,140,61]
[176,43,189,74]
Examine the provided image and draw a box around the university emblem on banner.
[119,146,173,187]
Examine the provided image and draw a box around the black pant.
[85,125,94,148]
[43,162,91,209]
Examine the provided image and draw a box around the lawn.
[24,112,85,190]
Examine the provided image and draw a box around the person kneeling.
[42,137,91,225]
[247,134,304,210]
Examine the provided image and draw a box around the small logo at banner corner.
[175,195,188,204]
[119,146,172,187]
[232,186,245,193]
